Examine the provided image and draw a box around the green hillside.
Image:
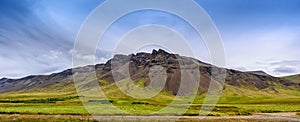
[284,74,300,83]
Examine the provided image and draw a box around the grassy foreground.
[0,79,299,122]
[0,84,299,116]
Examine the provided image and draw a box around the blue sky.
[1,0,300,78]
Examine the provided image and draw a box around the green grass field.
[0,78,299,122]
[0,81,299,117]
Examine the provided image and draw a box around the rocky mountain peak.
[158,49,170,55]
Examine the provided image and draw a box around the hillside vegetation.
[284,74,300,83]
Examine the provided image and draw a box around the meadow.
[0,81,299,122]
[0,85,299,116]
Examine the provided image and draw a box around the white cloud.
[254,60,300,76]
[0,50,71,79]
[225,27,300,76]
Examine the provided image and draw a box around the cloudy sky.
[1,0,300,78]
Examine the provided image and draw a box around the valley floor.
[0,84,299,121]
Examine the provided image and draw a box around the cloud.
[270,60,300,66]
[0,49,71,78]
[273,66,297,74]
[230,66,247,71]
[1,0,300,79]
[0,0,73,52]
[225,27,300,76]
[254,60,300,76]
[270,60,300,75]
[0,1,75,78]
[70,48,112,67]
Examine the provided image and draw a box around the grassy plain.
[0,80,299,122]
[0,84,299,116]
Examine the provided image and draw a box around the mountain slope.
[0,49,298,96]
[284,74,300,84]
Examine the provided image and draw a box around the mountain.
[0,49,299,95]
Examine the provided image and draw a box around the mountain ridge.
[246,70,270,76]
[0,49,299,94]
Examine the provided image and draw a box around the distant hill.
[0,49,299,96]
[283,74,300,84]
[246,70,270,76]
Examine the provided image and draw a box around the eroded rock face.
[0,49,298,95]
[96,49,298,95]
